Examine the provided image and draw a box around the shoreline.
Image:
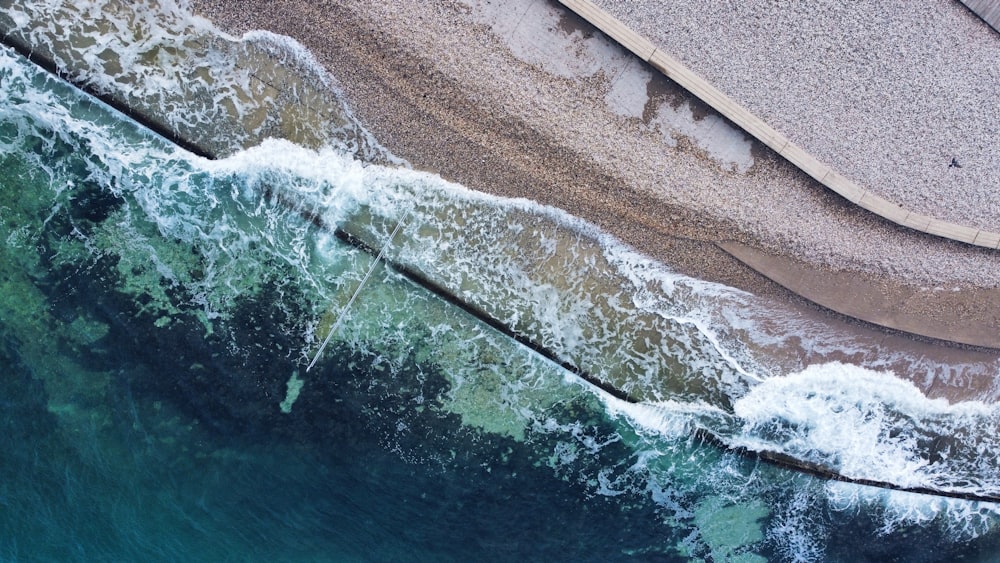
[7,1,1000,540]
[189,0,1000,353]
[563,0,1000,250]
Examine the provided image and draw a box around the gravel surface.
[596,0,1000,233]
[190,0,1000,311]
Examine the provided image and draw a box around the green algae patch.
[692,495,769,563]
[279,371,305,414]
[0,154,116,434]
[0,253,113,434]
[67,315,111,346]
[91,208,199,318]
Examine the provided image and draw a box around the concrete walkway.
[961,0,1000,32]
[720,241,1000,348]
[558,0,1000,250]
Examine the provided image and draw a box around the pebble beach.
[191,0,1000,338]
[597,0,1000,233]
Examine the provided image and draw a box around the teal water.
[4,3,1000,561]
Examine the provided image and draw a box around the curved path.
[559,0,1000,250]
[961,0,1000,33]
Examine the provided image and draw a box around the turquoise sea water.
[4,2,1000,561]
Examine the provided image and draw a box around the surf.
[4,1,1000,560]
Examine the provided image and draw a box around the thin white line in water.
[307,211,409,372]
[672,315,763,382]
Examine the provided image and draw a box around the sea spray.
[730,362,1000,498]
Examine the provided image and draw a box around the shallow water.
[3,2,1000,561]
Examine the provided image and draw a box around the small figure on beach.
[949,157,962,169]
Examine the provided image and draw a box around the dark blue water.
[3,18,1000,561]
[0,330,670,562]
[0,44,698,561]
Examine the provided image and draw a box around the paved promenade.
[560,0,1000,250]
[592,1,1000,242]
[6,0,1000,350]
[961,0,1000,32]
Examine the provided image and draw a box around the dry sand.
[190,0,1000,348]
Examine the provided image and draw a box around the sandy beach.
[189,0,1000,347]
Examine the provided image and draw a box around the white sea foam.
[8,4,1000,551]
[188,115,1000,519]
[731,362,1000,496]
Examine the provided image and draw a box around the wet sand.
[189,0,1000,356]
